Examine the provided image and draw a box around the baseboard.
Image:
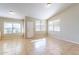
[58,37,79,45]
[48,34,79,45]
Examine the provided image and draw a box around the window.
[53,20,60,31]
[48,19,60,32]
[41,21,46,31]
[35,21,41,31]
[4,23,12,34]
[35,21,46,31]
[13,23,21,33]
[48,21,54,31]
[4,23,21,34]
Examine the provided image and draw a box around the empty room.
[0,3,79,55]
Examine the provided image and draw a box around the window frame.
[48,19,60,32]
[35,21,46,31]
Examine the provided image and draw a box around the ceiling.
[0,3,73,20]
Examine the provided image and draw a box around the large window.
[53,20,60,31]
[48,19,60,32]
[4,23,21,34]
[48,21,54,31]
[35,21,41,31]
[40,21,46,31]
[35,21,46,31]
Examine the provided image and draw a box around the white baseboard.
[48,34,79,45]
[60,38,79,45]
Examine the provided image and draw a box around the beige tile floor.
[0,37,79,55]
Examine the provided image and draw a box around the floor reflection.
[31,38,46,54]
[32,38,46,48]
[2,41,22,55]
[0,37,79,55]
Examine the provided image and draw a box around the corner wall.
[48,4,79,44]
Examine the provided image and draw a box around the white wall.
[48,4,79,43]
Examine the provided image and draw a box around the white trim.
[58,37,79,45]
[48,34,79,45]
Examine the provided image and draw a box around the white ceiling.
[0,3,73,20]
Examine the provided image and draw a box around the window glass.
[4,23,21,34]
[41,21,46,31]
[4,23,12,34]
[53,20,60,31]
[48,19,60,32]
[35,21,46,31]
[48,21,54,31]
[35,21,41,31]
[13,23,21,33]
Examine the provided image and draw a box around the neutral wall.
[0,17,23,39]
[24,16,47,39]
[24,16,35,39]
[48,4,79,43]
